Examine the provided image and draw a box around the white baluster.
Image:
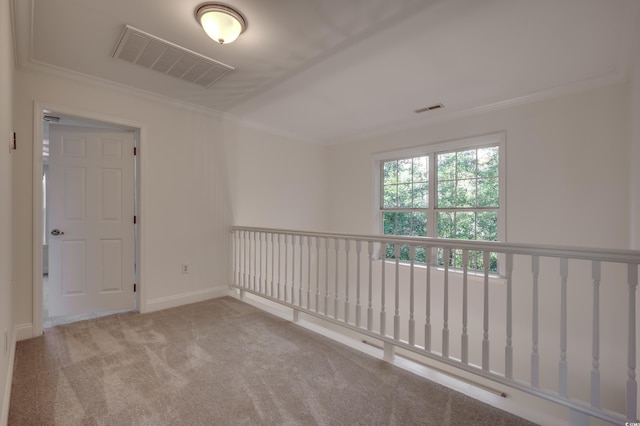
[315,237,320,312]
[381,243,387,337]
[262,232,266,293]
[236,231,244,298]
[245,231,249,289]
[306,236,312,309]
[237,231,241,285]
[425,246,431,352]
[258,232,263,293]
[271,233,275,297]
[277,234,282,300]
[238,230,242,285]
[345,239,351,324]
[409,245,416,346]
[299,235,304,307]
[238,231,242,286]
[238,231,243,286]
[263,233,268,295]
[324,237,329,315]
[356,240,362,328]
[261,232,266,293]
[505,253,513,379]
[394,244,401,341]
[627,263,638,421]
[248,231,253,290]
[531,255,540,388]
[367,241,374,332]
[482,250,490,371]
[443,248,450,358]
[292,235,297,305]
[245,231,250,289]
[284,234,289,303]
[591,261,601,408]
[249,231,254,291]
[248,231,252,289]
[334,239,340,320]
[559,257,568,398]
[247,231,251,288]
[232,231,236,285]
[461,249,469,364]
[252,232,258,291]
[242,231,246,287]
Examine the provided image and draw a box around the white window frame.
[372,132,506,267]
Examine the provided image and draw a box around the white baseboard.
[144,287,229,313]
[231,292,569,426]
[14,324,33,342]
[1,327,16,426]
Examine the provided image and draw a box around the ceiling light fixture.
[195,3,247,45]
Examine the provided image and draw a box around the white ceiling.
[12,0,640,144]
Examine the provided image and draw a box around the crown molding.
[328,68,627,147]
[8,0,19,69]
[22,60,228,119]
[21,60,323,146]
[221,111,318,146]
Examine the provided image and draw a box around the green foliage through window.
[380,143,501,272]
[436,147,499,209]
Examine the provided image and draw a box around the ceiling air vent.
[414,103,444,114]
[112,25,234,88]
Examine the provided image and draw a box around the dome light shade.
[195,3,247,44]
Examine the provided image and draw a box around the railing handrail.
[231,226,639,424]
[231,226,640,264]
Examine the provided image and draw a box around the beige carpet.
[9,297,536,425]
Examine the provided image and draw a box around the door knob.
[51,229,64,236]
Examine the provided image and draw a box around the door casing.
[32,102,147,337]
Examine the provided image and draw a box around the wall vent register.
[112,25,234,88]
[414,103,444,114]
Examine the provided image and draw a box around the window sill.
[376,258,506,283]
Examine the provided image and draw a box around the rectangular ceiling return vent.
[112,25,234,88]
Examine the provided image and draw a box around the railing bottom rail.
[231,227,640,425]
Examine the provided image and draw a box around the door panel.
[100,239,123,292]
[101,169,122,220]
[48,124,135,317]
[64,167,86,220]
[62,240,85,295]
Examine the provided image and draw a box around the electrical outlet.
[181,264,189,274]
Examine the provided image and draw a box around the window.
[376,133,505,271]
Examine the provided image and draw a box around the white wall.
[327,82,630,251]
[224,121,328,231]
[12,69,234,333]
[324,82,632,418]
[12,66,329,338]
[0,0,14,421]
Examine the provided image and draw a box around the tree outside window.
[379,138,503,272]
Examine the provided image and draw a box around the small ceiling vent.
[414,103,444,114]
[112,25,234,88]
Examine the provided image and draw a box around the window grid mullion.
[428,155,437,265]
[378,136,503,272]
[475,148,479,208]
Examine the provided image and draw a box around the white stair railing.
[230,226,640,424]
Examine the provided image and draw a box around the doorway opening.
[33,104,144,335]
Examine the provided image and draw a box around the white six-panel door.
[48,125,135,317]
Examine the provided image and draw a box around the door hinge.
[134,147,137,155]
[134,283,137,292]
[134,215,137,224]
